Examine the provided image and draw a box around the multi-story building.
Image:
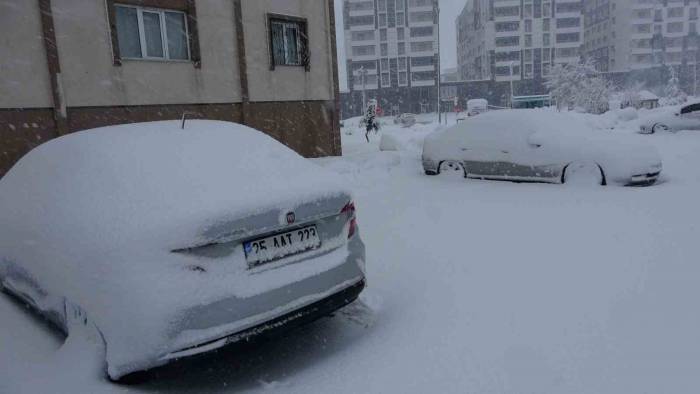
[343,0,439,113]
[0,0,342,178]
[584,0,700,72]
[457,0,584,82]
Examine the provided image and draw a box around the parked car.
[466,99,488,117]
[423,110,662,186]
[639,102,700,134]
[0,120,366,381]
[394,113,417,127]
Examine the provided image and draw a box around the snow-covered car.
[393,113,417,127]
[638,102,700,134]
[0,121,366,380]
[466,99,488,117]
[422,110,663,186]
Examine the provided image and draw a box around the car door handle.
[461,148,468,151]
[501,150,509,154]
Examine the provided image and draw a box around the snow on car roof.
[447,109,591,136]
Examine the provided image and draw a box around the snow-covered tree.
[545,59,611,113]
[576,76,613,114]
[620,81,645,109]
[661,65,687,106]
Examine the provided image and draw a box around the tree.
[661,65,687,106]
[545,59,611,113]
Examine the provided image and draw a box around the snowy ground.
[2,110,700,393]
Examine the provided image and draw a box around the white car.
[423,110,663,186]
[0,120,366,380]
[639,102,700,134]
[466,99,488,117]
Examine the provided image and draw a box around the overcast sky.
[334,0,467,91]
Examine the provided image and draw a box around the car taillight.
[341,201,357,238]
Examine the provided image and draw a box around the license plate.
[244,225,321,268]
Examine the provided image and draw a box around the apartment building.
[457,0,584,82]
[0,0,341,178]
[584,0,700,72]
[343,0,439,113]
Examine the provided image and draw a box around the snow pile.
[378,133,402,151]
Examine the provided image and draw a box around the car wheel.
[652,123,670,134]
[562,162,605,186]
[438,160,466,178]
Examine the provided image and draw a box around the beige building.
[0,0,341,177]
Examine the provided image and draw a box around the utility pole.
[357,66,368,114]
[436,1,442,123]
[509,61,515,108]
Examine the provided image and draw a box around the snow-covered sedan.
[639,102,700,134]
[0,121,366,380]
[423,110,662,186]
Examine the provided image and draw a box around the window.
[556,17,580,28]
[381,58,389,71]
[381,73,390,87]
[543,33,550,46]
[411,56,434,67]
[543,18,550,31]
[495,22,520,32]
[352,30,375,41]
[496,36,520,47]
[410,41,434,52]
[556,32,580,43]
[691,8,698,20]
[667,22,683,33]
[525,34,532,47]
[113,5,190,61]
[352,45,376,56]
[397,28,405,40]
[494,6,520,17]
[411,26,434,38]
[556,47,578,58]
[398,57,407,70]
[524,4,533,17]
[523,49,532,62]
[555,2,581,13]
[525,19,532,32]
[380,29,387,41]
[494,51,520,61]
[381,43,388,56]
[398,42,406,55]
[399,71,408,85]
[634,23,651,33]
[668,7,684,18]
[412,71,435,82]
[269,15,309,69]
[410,11,434,23]
[397,12,405,26]
[349,15,374,26]
[348,1,374,11]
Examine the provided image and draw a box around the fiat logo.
[286,212,295,224]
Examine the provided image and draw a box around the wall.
[0,1,53,108]
[51,0,242,107]
[242,0,335,102]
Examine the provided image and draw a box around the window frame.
[114,4,191,62]
[107,0,200,68]
[267,13,310,71]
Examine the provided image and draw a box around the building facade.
[457,0,584,83]
[343,0,439,115]
[584,0,700,72]
[0,0,342,178]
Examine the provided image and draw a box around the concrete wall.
[242,0,335,102]
[0,1,53,108]
[51,0,242,107]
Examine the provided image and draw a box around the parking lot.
[2,112,700,393]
